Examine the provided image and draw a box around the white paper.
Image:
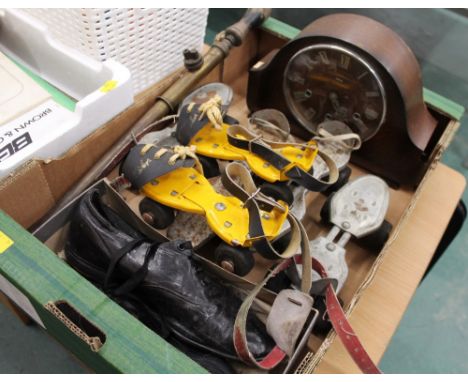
[0,272,45,328]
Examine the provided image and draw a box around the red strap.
[313,258,382,374]
[232,213,313,370]
[233,250,381,372]
[233,259,292,369]
[233,329,286,369]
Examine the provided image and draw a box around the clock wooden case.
[247,13,441,186]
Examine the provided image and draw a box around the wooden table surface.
[314,163,466,373]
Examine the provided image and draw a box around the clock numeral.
[304,107,316,120]
[339,54,350,70]
[318,51,329,65]
[297,55,315,70]
[288,72,306,85]
[365,91,380,98]
[357,71,369,80]
[364,107,379,121]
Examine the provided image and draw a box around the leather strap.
[249,109,291,141]
[230,176,312,369]
[221,162,309,261]
[314,128,362,151]
[233,259,290,369]
[228,159,313,369]
[226,125,339,192]
[233,227,312,369]
[312,258,382,374]
[233,252,381,372]
[313,120,362,151]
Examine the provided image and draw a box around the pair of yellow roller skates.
[120,86,343,276]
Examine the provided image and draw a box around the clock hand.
[310,74,352,90]
[328,92,350,122]
[329,92,340,111]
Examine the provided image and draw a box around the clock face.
[283,44,387,141]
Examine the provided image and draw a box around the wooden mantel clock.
[247,13,441,186]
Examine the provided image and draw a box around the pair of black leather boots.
[64,189,275,373]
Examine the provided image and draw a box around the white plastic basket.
[0,9,133,179]
[22,8,209,94]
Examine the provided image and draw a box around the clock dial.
[283,44,386,141]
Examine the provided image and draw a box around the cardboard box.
[0,18,465,373]
[30,177,291,373]
[0,205,206,373]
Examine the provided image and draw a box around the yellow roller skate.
[175,98,340,204]
[121,143,307,276]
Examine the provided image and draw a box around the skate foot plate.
[191,123,318,183]
[142,167,288,246]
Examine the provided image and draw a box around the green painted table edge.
[422,88,465,120]
[0,210,206,374]
[261,17,465,121]
[261,17,300,40]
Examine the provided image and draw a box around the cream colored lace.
[188,94,224,129]
[140,144,204,175]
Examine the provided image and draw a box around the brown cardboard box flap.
[0,67,184,228]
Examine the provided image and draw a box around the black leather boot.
[65,189,274,361]
[111,292,235,374]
